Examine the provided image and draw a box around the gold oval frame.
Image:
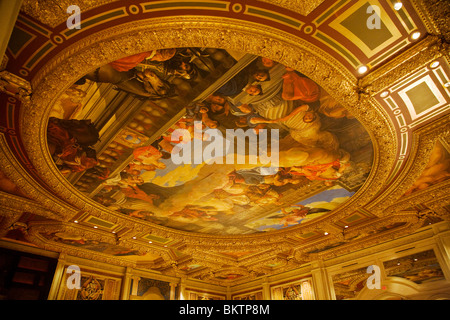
[19,16,397,248]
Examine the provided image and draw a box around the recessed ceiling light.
[74,220,78,223]
[394,2,403,10]
[93,226,98,229]
[444,82,450,88]
[344,225,349,228]
[430,61,440,68]
[148,241,152,244]
[411,31,421,40]
[112,231,116,234]
[132,236,136,239]
[358,65,368,74]
[380,91,389,98]
[324,232,329,236]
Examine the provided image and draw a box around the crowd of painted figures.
[46,49,375,231]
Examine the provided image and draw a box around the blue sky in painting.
[252,186,355,231]
[298,187,355,206]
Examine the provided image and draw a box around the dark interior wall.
[0,247,57,300]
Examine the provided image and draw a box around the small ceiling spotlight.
[358,65,368,74]
[393,1,403,10]
[93,226,98,229]
[430,61,440,68]
[148,241,152,244]
[324,232,329,236]
[444,82,450,88]
[344,225,349,229]
[411,31,421,40]
[74,220,78,223]
[132,236,136,239]
[380,91,389,98]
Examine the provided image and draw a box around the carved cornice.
[0,134,78,220]
[0,71,32,102]
[385,179,450,215]
[411,0,450,42]
[20,0,120,28]
[25,221,175,269]
[0,209,22,237]
[0,191,61,221]
[257,0,325,16]
[293,211,423,262]
[368,116,450,216]
[359,35,449,94]
[20,0,325,29]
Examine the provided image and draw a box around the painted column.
[169,282,178,300]
[310,260,333,300]
[130,275,141,296]
[47,253,67,300]
[179,276,187,300]
[433,221,450,280]
[262,277,271,300]
[120,267,132,300]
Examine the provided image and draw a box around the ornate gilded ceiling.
[0,0,449,286]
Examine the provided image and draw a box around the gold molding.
[359,35,449,95]
[256,0,325,16]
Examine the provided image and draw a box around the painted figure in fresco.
[185,102,219,129]
[48,86,87,120]
[317,90,354,119]
[260,57,277,68]
[288,159,351,185]
[214,173,283,207]
[404,141,450,195]
[169,205,218,222]
[216,66,270,97]
[281,69,320,103]
[278,205,330,227]
[80,48,179,99]
[47,117,100,173]
[67,49,373,235]
[0,169,27,197]
[161,47,215,80]
[127,210,156,221]
[109,49,177,72]
[240,103,311,126]
[260,169,305,187]
[132,145,167,170]
[243,84,264,96]
[136,68,172,98]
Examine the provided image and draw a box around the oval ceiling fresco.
[46,47,373,235]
